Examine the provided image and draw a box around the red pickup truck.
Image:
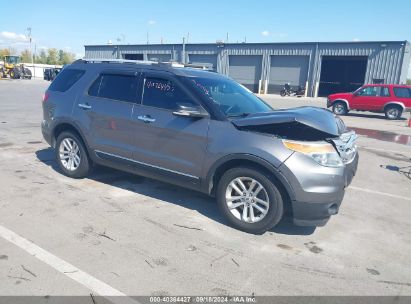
[327,84,411,120]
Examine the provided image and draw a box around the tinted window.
[142,77,195,110]
[393,87,411,98]
[89,74,138,102]
[49,69,85,92]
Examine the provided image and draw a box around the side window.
[358,87,378,96]
[88,74,138,103]
[88,76,101,97]
[380,87,390,97]
[49,69,85,92]
[142,77,195,110]
[393,88,411,98]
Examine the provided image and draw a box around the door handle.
[78,103,92,110]
[137,115,156,123]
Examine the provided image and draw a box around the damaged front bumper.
[279,131,359,227]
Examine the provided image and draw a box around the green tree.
[21,49,31,63]
[46,48,58,65]
[36,49,47,64]
[0,48,10,58]
[407,79,411,85]
[58,50,64,64]
[60,51,75,64]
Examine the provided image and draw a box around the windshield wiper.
[227,112,250,118]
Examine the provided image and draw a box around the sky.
[1,0,410,76]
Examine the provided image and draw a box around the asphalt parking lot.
[0,79,411,297]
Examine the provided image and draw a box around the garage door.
[189,54,218,71]
[147,54,172,62]
[229,55,262,93]
[123,54,144,60]
[319,56,367,97]
[268,56,309,94]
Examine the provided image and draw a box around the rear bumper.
[281,152,359,227]
[41,120,53,147]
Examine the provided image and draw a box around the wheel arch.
[51,122,92,159]
[333,99,350,110]
[205,154,295,212]
[383,102,405,111]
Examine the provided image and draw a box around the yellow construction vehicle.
[0,55,32,79]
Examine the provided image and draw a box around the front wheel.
[216,167,284,234]
[385,105,402,120]
[55,131,91,178]
[280,90,286,97]
[332,101,348,115]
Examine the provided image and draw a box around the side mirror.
[173,104,208,118]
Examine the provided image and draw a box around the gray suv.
[41,59,358,234]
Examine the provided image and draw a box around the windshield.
[6,56,20,64]
[186,76,272,117]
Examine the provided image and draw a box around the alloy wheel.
[334,104,346,115]
[225,177,270,223]
[59,138,81,171]
[387,108,400,119]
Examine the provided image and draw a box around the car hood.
[328,92,353,99]
[231,107,346,140]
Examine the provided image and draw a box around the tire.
[280,90,286,97]
[55,131,91,178]
[216,167,284,234]
[11,68,21,79]
[332,101,348,115]
[24,68,32,79]
[384,105,402,120]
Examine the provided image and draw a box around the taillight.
[42,92,49,103]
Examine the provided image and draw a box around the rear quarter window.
[88,74,138,103]
[48,69,85,92]
[393,87,411,98]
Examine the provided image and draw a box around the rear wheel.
[385,105,402,120]
[24,68,32,79]
[216,167,284,234]
[55,131,91,178]
[332,101,348,115]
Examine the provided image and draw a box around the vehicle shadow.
[345,112,407,120]
[35,148,315,236]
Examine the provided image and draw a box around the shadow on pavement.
[35,147,315,236]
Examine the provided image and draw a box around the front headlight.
[283,140,343,168]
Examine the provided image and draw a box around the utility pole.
[27,27,34,77]
[182,37,186,64]
[146,32,149,45]
[226,32,229,43]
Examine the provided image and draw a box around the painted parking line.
[349,186,411,201]
[0,224,140,304]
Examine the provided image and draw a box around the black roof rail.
[73,58,214,71]
[74,58,157,65]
